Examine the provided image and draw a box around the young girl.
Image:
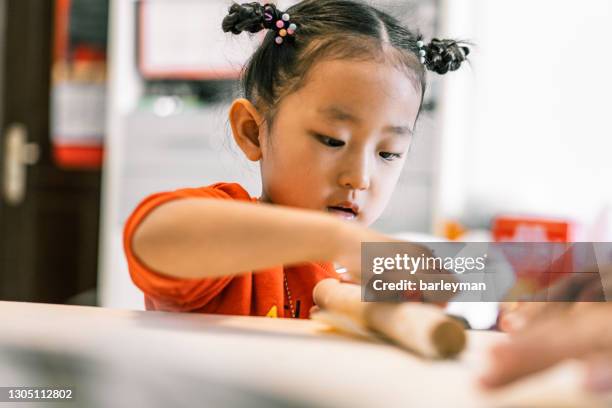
[124,0,469,317]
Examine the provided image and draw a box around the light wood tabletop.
[0,301,606,407]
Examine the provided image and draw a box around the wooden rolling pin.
[312,279,466,358]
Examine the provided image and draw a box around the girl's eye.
[316,134,345,148]
[379,152,403,161]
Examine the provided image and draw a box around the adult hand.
[481,303,612,391]
[498,264,612,332]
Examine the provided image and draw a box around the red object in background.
[54,0,70,61]
[492,216,572,242]
[72,45,106,62]
[51,0,106,170]
[492,215,574,291]
[53,145,104,170]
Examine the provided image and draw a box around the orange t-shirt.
[123,182,339,318]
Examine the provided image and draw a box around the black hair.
[222,0,470,121]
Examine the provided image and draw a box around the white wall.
[437,0,612,233]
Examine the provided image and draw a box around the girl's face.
[249,59,421,226]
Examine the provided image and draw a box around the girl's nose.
[338,157,371,191]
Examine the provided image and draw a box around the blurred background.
[0,0,610,310]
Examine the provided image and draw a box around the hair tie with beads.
[416,37,470,74]
[417,39,427,64]
[222,2,297,45]
[264,4,297,45]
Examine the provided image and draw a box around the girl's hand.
[333,223,456,304]
[333,222,424,283]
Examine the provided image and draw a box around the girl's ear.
[229,98,265,161]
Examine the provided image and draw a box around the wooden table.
[0,301,605,407]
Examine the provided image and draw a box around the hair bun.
[424,39,470,75]
[222,2,268,35]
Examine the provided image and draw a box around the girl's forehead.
[283,59,422,128]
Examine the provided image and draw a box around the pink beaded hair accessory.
[263,4,297,45]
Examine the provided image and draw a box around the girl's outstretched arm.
[131,198,383,279]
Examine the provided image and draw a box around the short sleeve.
[123,183,252,312]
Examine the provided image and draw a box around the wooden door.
[0,0,101,303]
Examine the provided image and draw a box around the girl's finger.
[309,305,321,315]
[340,271,358,284]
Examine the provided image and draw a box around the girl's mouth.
[326,206,358,220]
